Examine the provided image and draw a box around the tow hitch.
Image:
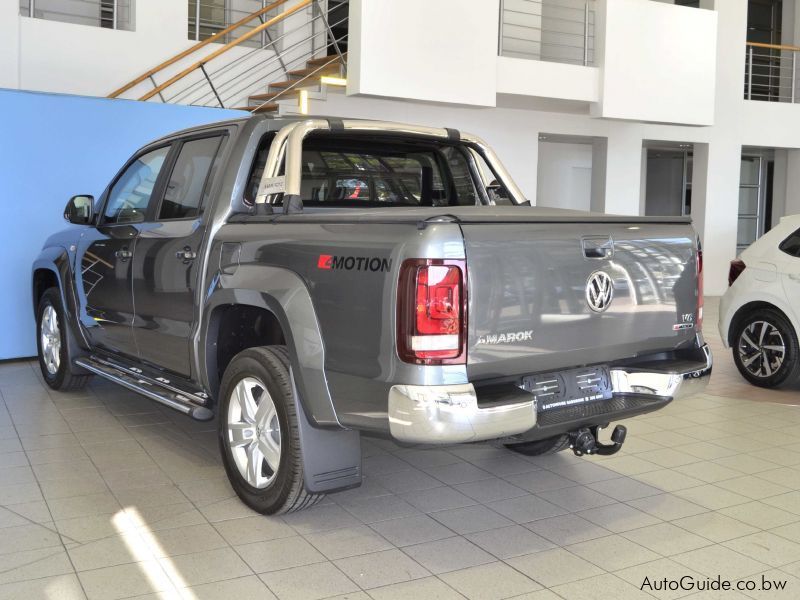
[569,424,627,457]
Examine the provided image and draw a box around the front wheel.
[732,308,800,388]
[218,346,324,514]
[36,288,91,391]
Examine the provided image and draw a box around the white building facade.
[2,0,800,295]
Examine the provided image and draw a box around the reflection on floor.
[0,297,798,600]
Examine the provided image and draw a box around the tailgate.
[464,221,699,380]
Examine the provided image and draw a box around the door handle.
[115,248,132,261]
[789,273,800,281]
[176,247,197,262]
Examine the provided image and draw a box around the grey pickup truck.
[32,116,712,514]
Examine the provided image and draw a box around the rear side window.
[245,135,480,207]
[105,146,170,224]
[159,136,224,220]
[779,228,800,257]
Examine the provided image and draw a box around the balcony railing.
[744,42,799,103]
[499,0,595,66]
[19,0,134,30]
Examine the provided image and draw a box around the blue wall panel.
[0,89,245,359]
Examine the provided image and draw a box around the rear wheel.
[505,434,571,456]
[36,288,91,391]
[218,346,324,514]
[732,308,800,388]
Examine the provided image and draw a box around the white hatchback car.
[719,214,800,388]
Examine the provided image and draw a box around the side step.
[75,356,214,421]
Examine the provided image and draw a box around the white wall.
[347,0,499,107]
[594,0,717,125]
[0,2,20,89]
[537,141,593,211]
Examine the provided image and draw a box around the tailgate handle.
[582,237,614,259]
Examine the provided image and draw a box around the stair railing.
[173,11,348,109]
[108,0,291,99]
[108,0,348,110]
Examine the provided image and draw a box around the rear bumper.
[388,344,712,444]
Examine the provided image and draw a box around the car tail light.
[728,258,746,287]
[696,241,704,330]
[397,259,466,365]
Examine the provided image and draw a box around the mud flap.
[290,372,362,494]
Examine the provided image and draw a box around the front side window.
[779,228,800,257]
[104,146,170,224]
[159,136,224,220]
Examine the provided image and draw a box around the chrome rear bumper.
[388,345,712,444]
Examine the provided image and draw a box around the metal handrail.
[499,0,595,67]
[744,41,798,103]
[108,0,290,98]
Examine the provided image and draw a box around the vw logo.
[586,271,613,312]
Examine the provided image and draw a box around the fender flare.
[31,247,91,371]
[201,265,340,428]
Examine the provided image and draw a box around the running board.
[75,357,214,421]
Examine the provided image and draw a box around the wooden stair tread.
[307,53,346,67]
[233,103,279,113]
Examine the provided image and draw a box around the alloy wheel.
[40,305,61,376]
[227,376,282,489]
[737,320,786,378]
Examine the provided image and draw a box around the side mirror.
[64,195,94,225]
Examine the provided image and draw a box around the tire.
[218,345,324,514]
[732,308,800,389]
[505,434,571,457]
[36,288,91,391]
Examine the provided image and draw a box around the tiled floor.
[1,297,799,600]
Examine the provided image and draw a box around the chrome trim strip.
[388,383,536,444]
[610,345,712,400]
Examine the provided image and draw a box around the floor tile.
[566,534,660,571]
[505,548,605,587]
[334,549,430,589]
[439,561,541,600]
[369,514,455,547]
[259,561,358,600]
[367,576,463,600]
[403,537,495,574]
[305,525,393,559]
[429,505,513,535]
[622,522,713,556]
[466,525,555,559]
[235,535,326,573]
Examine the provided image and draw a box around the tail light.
[729,258,746,286]
[696,241,704,330]
[397,259,467,365]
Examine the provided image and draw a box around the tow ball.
[569,425,627,457]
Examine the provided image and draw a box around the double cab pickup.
[33,117,712,513]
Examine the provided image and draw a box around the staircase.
[108,0,348,116]
[238,53,346,114]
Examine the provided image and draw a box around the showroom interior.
[2,0,800,598]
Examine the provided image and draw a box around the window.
[159,136,223,220]
[245,137,481,208]
[779,228,800,257]
[104,146,170,224]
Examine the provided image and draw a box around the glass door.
[738,155,765,253]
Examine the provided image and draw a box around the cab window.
[158,136,224,220]
[104,146,170,224]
